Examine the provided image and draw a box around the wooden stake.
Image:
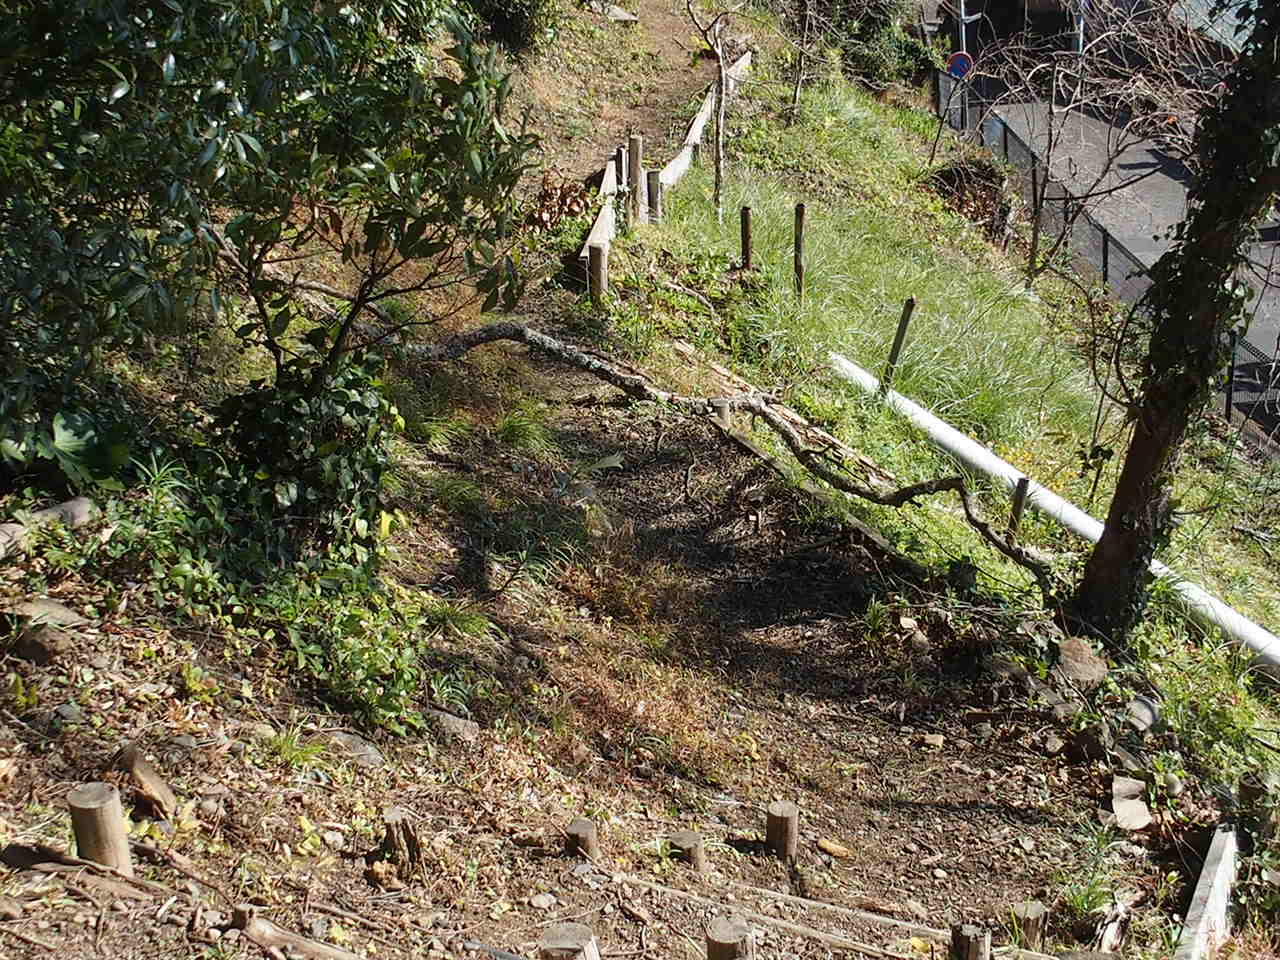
[540,923,601,960]
[880,296,916,395]
[949,923,991,960]
[628,134,645,225]
[565,818,601,860]
[68,782,133,878]
[647,170,662,222]
[377,807,423,881]
[710,398,731,428]
[669,830,708,874]
[765,800,799,862]
[740,206,753,270]
[588,243,608,308]
[1009,902,1047,952]
[706,913,754,959]
[1008,476,1030,539]
[692,141,701,166]
[793,202,806,301]
[615,145,627,194]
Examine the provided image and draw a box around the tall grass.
[656,88,1097,450]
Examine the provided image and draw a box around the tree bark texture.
[1072,6,1280,639]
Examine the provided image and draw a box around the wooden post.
[540,923,602,960]
[740,206,753,271]
[669,830,708,874]
[1008,476,1030,539]
[879,296,916,395]
[566,818,601,860]
[765,800,798,862]
[950,923,991,960]
[691,141,701,166]
[710,398,731,428]
[706,913,753,959]
[647,170,662,222]
[628,134,645,225]
[588,243,608,309]
[68,782,133,877]
[1009,902,1047,952]
[793,203,806,301]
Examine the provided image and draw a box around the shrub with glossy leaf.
[0,1,536,488]
[208,352,402,569]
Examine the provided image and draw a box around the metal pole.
[1226,329,1238,419]
[880,297,917,395]
[794,202,806,302]
[740,206,753,271]
[1101,226,1109,285]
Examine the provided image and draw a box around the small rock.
[1067,721,1112,762]
[203,910,227,928]
[54,703,85,725]
[110,899,129,913]
[1052,701,1083,722]
[973,722,995,740]
[323,830,345,849]
[89,655,110,670]
[1164,773,1185,798]
[14,624,73,665]
[1111,746,1145,775]
[222,929,240,944]
[1113,797,1153,831]
[307,917,328,939]
[1019,836,1035,853]
[529,893,557,910]
[932,868,948,880]
[1112,775,1146,801]
[425,709,480,745]
[1052,637,1109,691]
[170,734,199,750]
[921,734,945,750]
[1126,696,1161,733]
[1043,734,1066,756]
[229,740,247,757]
[572,863,594,877]
[198,799,221,819]
[324,731,385,768]
[908,630,932,656]
[246,722,277,742]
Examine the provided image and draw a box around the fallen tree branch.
[232,904,362,960]
[392,320,1059,599]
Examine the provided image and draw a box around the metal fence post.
[1226,329,1238,419]
[1101,226,1110,285]
[1002,119,1009,162]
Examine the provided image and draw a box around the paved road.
[993,101,1280,432]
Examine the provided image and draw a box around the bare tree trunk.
[714,48,726,225]
[1072,8,1280,639]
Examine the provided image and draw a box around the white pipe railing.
[830,352,1280,668]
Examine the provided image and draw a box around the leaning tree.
[1071,0,1280,640]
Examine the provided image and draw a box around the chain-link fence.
[934,70,1280,442]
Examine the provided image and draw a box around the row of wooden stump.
[66,783,1042,959]
[551,803,1045,960]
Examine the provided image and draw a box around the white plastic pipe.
[830,352,1280,668]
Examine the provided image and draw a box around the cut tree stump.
[376,807,423,880]
[669,830,708,874]
[539,922,602,959]
[1010,901,1047,951]
[950,923,991,960]
[68,782,133,877]
[765,800,799,862]
[707,913,754,959]
[117,744,177,820]
[566,818,600,860]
